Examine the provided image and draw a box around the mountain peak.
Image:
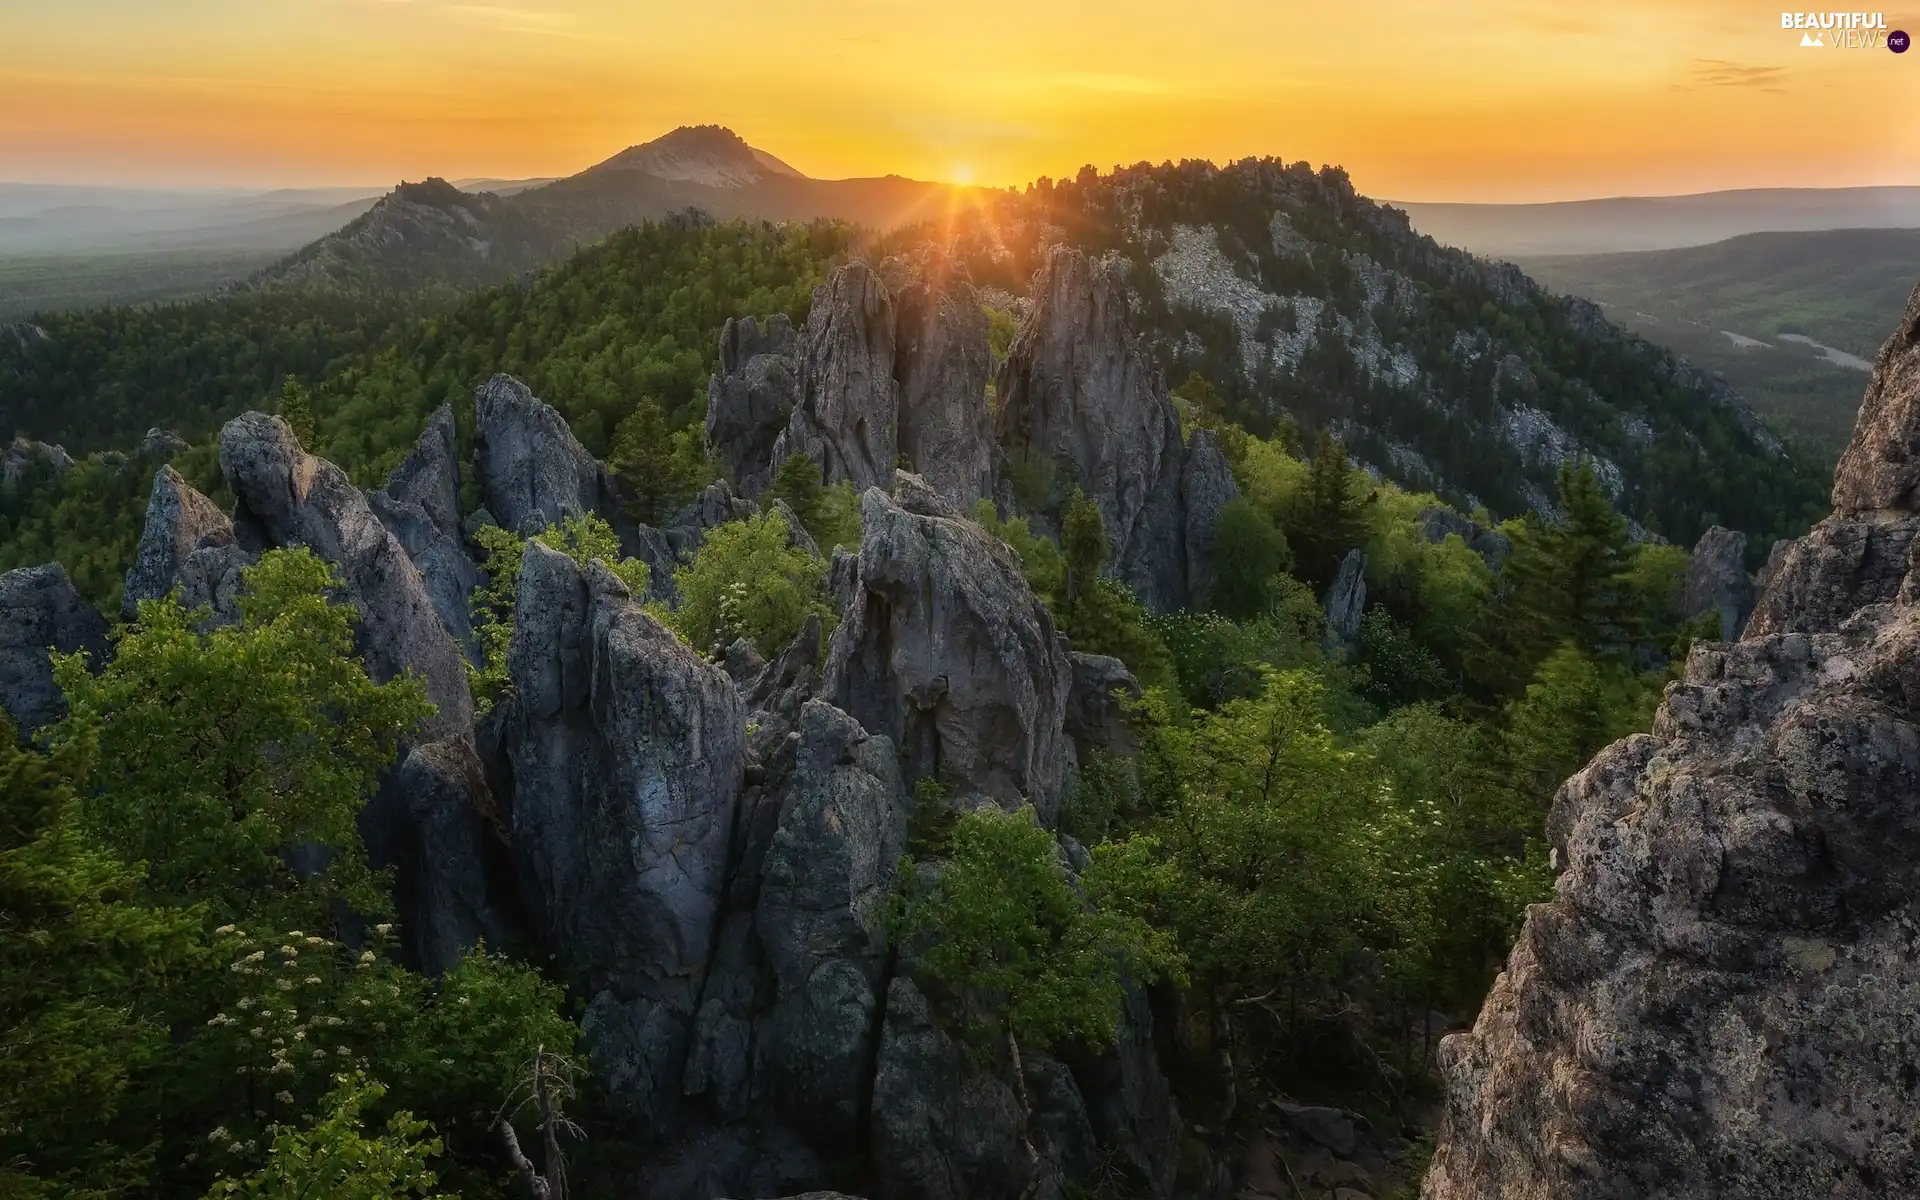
[590,125,806,188]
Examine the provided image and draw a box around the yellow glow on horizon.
[2,1,1916,200]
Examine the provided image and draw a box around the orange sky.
[3,0,1917,200]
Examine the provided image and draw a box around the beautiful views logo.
[1781,11,1893,48]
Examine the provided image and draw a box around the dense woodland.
[0,185,1807,1196]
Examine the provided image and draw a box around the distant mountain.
[0,184,384,255]
[1398,186,1920,257]
[1519,228,1920,459]
[253,126,959,291]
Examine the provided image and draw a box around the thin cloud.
[1682,59,1789,92]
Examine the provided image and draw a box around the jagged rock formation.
[995,247,1194,612]
[892,260,995,509]
[2,436,72,493]
[474,374,618,536]
[825,474,1076,822]
[706,314,800,498]
[772,262,900,493]
[368,405,485,660]
[138,428,188,460]
[0,563,108,737]
[1425,283,1920,1200]
[1681,525,1753,641]
[220,411,473,739]
[502,543,745,1125]
[122,465,246,620]
[393,738,516,975]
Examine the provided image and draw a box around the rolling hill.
[1399,186,1920,257]
[1518,228,1920,460]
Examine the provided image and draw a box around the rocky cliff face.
[772,262,900,493]
[891,259,995,509]
[706,314,801,498]
[0,562,108,737]
[1425,283,1920,1200]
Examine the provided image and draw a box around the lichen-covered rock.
[218,412,472,739]
[995,247,1188,611]
[893,260,994,509]
[1425,278,1920,1200]
[1682,525,1753,641]
[474,373,616,535]
[368,406,483,660]
[825,474,1075,822]
[1,437,72,494]
[0,563,108,737]
[122,465,242,620]
[502,544,744,1124]
[138,427,189,460]
[772,263,899,493]
[1829,283,1920,513]
[1180,429,1238,605]
[706,314,800,498]
[756,700,907,1152]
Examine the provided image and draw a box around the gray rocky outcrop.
[1681,525,1753,641]
[392,737,516,975]
[825,474,1076,823]
[1417,505,1510,571]
[502,543,744,1124]
[368,405,483,660]
[0,563,108,737]
[755,700,908,1153]
[1324,548,1368,643]
[893,261,994,509]
[474,373,617,535]
[771,263,899,493]
[1425,280,1920,1199]
[2,437,72,493]
[122,465,245,621]
[706,314,800,497]
[1065,651,1141,761]
[218,411,472,740]
[995,247,1190,611]
[138,428,189,460]
[1180,429,1239,606]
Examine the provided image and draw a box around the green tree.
[973,499,1066,605]
[669,511,835,655]
[766,452,826,540]
[204,1074,451,1200]
[608,397,704,525]
[1289,429,1366,587]
[1502,643,1614,811]
[1472,460,1640,696]
[1208,496,1292,619]
[277,377,316,447]
[1060,486,1108,609]
[0,725,214,1198]
[49,548,434,926]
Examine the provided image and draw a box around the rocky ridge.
[1424,282,1920,1198]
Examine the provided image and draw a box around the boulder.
[1681,525,1753,641]
[893,260,994,508]
[473,373,616,535]
[1417,505,1510,571]
[502,544,744,1124]
[1324,548,1367,643]
[706,314,801,498]
[1,437,72,494]
[122,465,242,620]
[1426,279,1920,1200]
[771,263,899,493]
[1181,429,1239,605]
[755,700,908,1152]
[138,427,189,460]
[368,406,484,660]
[825,474,1076,823]
[1065,651,1141,761]
[218,412,472,740]
[0,563,108,737]
[995,247,1189,611]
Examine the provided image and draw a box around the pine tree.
[1291,429,1365,587]
[277,376,316,446]
[1060,486,1108,611]
[608,397,697,525]
[767,451,826,541]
